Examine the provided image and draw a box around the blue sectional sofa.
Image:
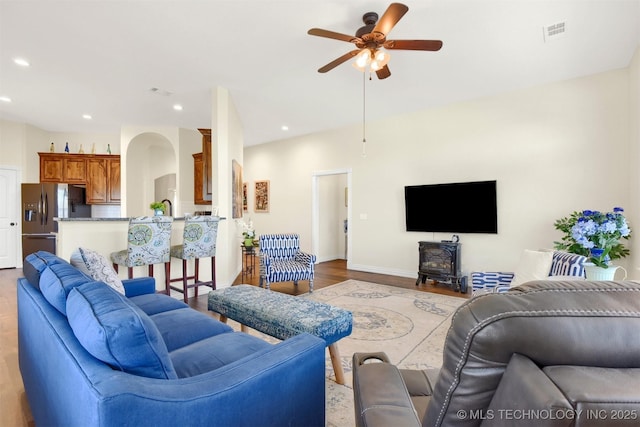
[18,251,326,427]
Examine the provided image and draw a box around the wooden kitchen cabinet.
[39,153,87,184]
[193,152,209,205]
[40,152,120,205]
[108,158,121,203]
[85,156,121,205]
[198,128,212,197]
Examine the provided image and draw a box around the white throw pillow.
[510,249,554,288]
[70,248,92,276]
[70,247,125,295]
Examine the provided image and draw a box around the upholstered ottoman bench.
[208,285,353,384]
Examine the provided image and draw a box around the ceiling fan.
[308,2,442,80]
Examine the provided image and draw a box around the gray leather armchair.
[353,280,640,427]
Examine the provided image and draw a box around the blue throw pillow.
[23,251,69,290]
[40,262,93,315]
[23,253,49,289]
[66,281,177,379]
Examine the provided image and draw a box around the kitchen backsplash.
[91,205,121,218]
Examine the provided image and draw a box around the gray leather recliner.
[353,280,640,426]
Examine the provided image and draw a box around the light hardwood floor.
[1,259,466,426]
[1,267,33,427]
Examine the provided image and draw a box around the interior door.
[0,168,19,268]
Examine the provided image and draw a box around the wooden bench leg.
[328,343,345,385]
[217,313,247,333]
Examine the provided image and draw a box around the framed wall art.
[243,182,248,212]
[232,160,243,218]
[254,180,270,213]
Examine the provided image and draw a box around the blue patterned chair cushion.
[170,216,219,260]
[471,251,587,296]
[259,234,317,291]
[66,281,177,379]
[208,285,352,346]
[111,216,173,267]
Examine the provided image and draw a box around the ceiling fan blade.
[376,65,391,80]
[317,50,361,73]
[372,3,409,36]
[384,39,443,51]
[308,28,359,43]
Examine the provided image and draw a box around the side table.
[241,244,257,281]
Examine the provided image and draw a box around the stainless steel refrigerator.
[21,183,91,259]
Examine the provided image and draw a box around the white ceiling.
[1,0,639,147]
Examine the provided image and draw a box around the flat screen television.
[404,180,498,233]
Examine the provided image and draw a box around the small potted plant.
[150,201,166,216]
[238,218,256,247]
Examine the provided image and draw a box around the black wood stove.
[416,241,467,293]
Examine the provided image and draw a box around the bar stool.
[110,216,173,293]
[169,215,219,303]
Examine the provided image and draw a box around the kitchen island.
[55,217,222,293]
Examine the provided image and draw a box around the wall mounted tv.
[404,180,498,233]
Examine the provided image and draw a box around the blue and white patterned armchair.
[471,250,587,295]
[110,216,173,291]
[169,216,219,303]
[259,234,317,292]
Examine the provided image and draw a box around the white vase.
[583,263,627,281]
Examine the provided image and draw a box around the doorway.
[0,167,19,268]
[311,169,352,264]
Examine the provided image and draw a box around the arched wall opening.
[124,132,176,217]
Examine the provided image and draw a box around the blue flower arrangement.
[554,207,632,268]
[569,207,631,267]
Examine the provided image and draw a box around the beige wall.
[0,120,120,183]
[48,132,120,155]
[0,120,26,174]
[178,128,201,215]
[245,64,637,279]
[211,87,246,287]
[629,47,640,273]
[3,48,639,280]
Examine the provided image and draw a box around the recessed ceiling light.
[0,96,12,103]
[173,104,183,111]
[14,58,30,67]
[82,114,92,120]
[281,125,289,131]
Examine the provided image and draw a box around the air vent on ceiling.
[543,21,567,42]
[149,87,173,97]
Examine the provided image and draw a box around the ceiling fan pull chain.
[362,71,367,157]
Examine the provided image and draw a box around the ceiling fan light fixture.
[370,50,390,71]
[352,49,372,71]
[309,2,442,79]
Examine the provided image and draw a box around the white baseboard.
[316,255,347,264]
[346,262,417,280]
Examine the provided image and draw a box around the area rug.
[223,280,467,427]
